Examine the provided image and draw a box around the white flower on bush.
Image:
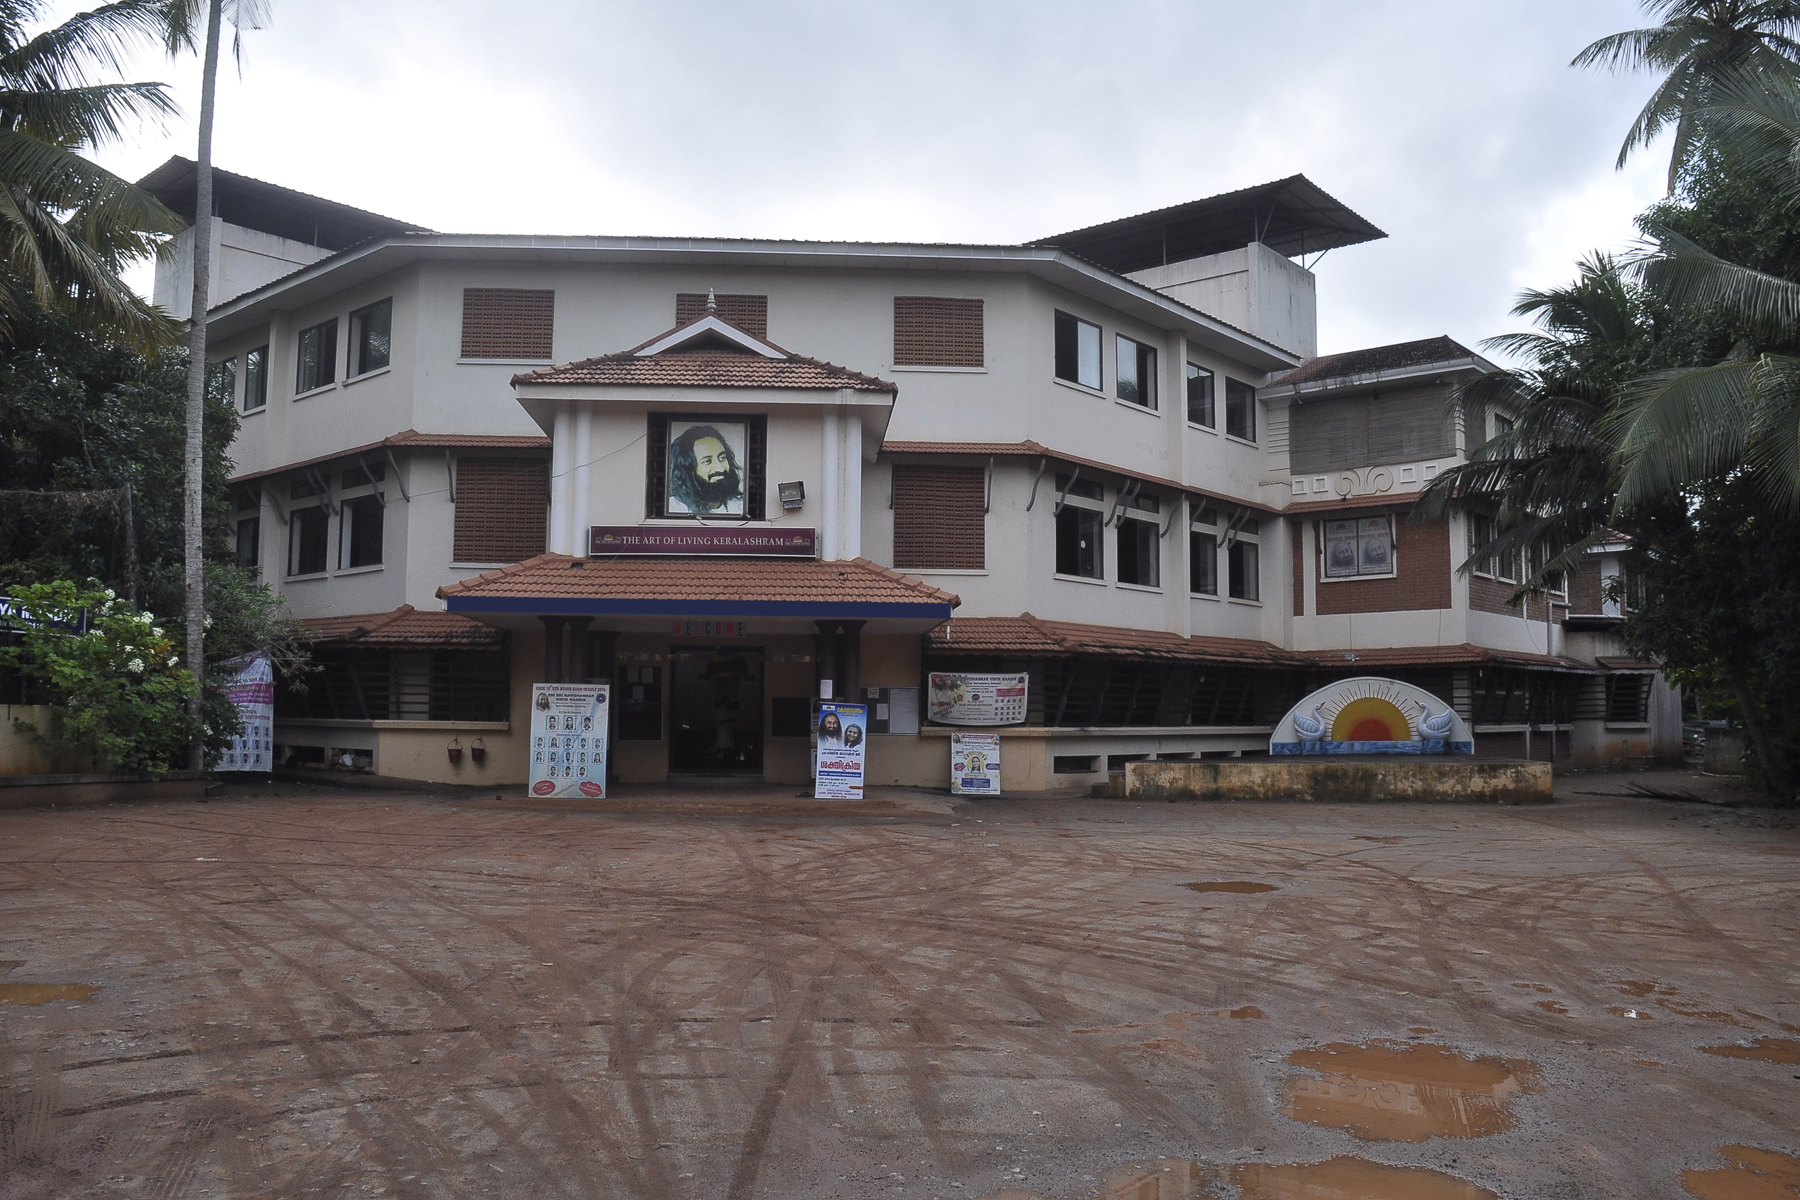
[102,589,115,600]
[203,616,212,630]
[166,656,179,667]
[151,626,163,637]
[127,657,146,673]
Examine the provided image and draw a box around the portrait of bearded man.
[668,422,746,515]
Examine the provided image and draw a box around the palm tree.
[0,0,185,350]
[1416,254,1646,590]
[1614,61,1800,513]
[1573,0,1800,186]
[156,0,265,768]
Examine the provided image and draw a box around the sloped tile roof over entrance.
[927,614,1302,665]
[1275,336,1480,386]
[437,553,956,619]
[300,605,505,647]
[513,317,896,393]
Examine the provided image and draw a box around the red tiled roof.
[1274,336,1481,386]
[927,614,1302,665]
[300,605,505,647]
[1307,643,1596,672]
[437,553,957,616]
[229,428,549,484]
[514,348,895,392]
[1596,656,1659,671]
[882,439,1282,515]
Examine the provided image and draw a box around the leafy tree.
[1573,0,1800,184]
[0,0,185,350]
[0,579,200,775]
[1615,483,1800,797]
[0,300,310,766]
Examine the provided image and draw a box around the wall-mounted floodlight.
[778,481,806,511]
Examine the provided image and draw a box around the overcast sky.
[79,0,1673,361]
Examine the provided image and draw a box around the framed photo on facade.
[666,419,749,516]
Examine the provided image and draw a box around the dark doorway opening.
[669,647,764,776]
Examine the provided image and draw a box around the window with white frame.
[1189,504,1219,594]
[1116,492,1160,587]
[243,344,268,411]
[1323,515,1395,579]
[1054,311,1102,390]
[1469,512,1498,577]
[348,298,392,377]
[1054,474,1104,579]
[339,495,383,568]
[296,318,338,393]
[1225,377,1257,441]
[1227,516,1261,601]
[288,505,329,576]
[1186,363,1214,427]
[1115,335,1157,409]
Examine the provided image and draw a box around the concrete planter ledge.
[0,770,209,809]
[1114,757,1553,805]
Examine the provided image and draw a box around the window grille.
[461,288,554,359]
[894,297,984,367]
[893,463,985,569]
[277,648,510,723]
[677,292,768,338]
[453,457,548,563]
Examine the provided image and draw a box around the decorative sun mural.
[1271,676,1474,755]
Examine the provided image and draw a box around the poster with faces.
[666,420,748,516]
[528,683,609,798]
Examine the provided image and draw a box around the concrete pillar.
[549,404,573,555]
[565,616,592,683]
[840,405,862,560]
[821,407,840,560]
[571,406,593,557]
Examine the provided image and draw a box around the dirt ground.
[1,768,1797,1200]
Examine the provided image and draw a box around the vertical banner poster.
[529,683,609,798]
[219,654,273,772]
[950,731,1001,796]
[926,672,1029,725]
[814,701,868,799]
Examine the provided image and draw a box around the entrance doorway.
[668,647,764,776]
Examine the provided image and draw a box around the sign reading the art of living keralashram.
[927,672,1028,726]
[950,731,1001,795]
[590,526,816,557]
[814,701,868,799]
[218,654,273,772]
[529,683,609,798]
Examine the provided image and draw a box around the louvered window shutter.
[892,464,985,569]
[453,458,549,563]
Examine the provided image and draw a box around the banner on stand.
[813,700,868,799]
[950,731,1001,795]
[219,654,273,772]
[529,683,609,798]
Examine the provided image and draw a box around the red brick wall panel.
[1314,514,1452,615]
[1291,520,1305,616]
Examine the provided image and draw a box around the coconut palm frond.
[1640,226,1800,327]
[0,0,175,91]
[1608,359,1763,509]
[0,81,177,147]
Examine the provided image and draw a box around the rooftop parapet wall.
[1128,242,1317,359]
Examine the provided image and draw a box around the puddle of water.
[1607,1006,1654,1020]
[1615,979,1676,998]
[1231,1156,1498,1200]
[1700,1038,1800,1065]
[0,982,101,1006]
[1283,1040,1541,1142]
[1681,1145,1800,1200]
[1658,999,1756,1027]
[1534,1000,1569,1015]
[1182,881,1279,894]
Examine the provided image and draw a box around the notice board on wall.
[863,686,921,735]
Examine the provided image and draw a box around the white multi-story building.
[142,158,1679,788]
